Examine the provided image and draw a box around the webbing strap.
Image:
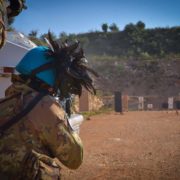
[31,62,54,76]
[0,92,21,104]
[0,92,46,136]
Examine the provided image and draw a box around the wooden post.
[138,96,144,110]
[79,89,89,112]
[122,95,129,112]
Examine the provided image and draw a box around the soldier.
[0,76,83,179]
[0,0,26,48]
[0,32,98,179]
[7,0,26,18]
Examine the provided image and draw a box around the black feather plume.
[46,32,98,99]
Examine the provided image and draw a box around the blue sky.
[13,0,180,36]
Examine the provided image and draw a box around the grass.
[81,106,113,120]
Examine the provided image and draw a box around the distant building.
[0,31,36,98]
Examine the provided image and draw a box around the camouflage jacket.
[0,0,26,48]
[0,0,7,48]
[0,81,83,179]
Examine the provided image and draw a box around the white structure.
[168,97,174,110]
[138,96,144,110]
[0,31,36,98]
[147,104,153,110]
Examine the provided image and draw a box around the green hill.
[28,24,180,96]
[75,26,180,96]
[76,25,180,58]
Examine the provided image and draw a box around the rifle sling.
[0,92,46,136]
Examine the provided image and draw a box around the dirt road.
[62,111,180,180]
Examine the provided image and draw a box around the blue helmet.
[16,32,97,98]
[16,46,56,86]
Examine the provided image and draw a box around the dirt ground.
[61,111,180,180]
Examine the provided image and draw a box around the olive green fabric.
[19,150,61,180]
[0,82,83,179]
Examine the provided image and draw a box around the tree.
[59,31,68,41]
[28,30,46,46]
[68,33,77,41]
[136,21,145,30]
[40,31,57,40]
[109,23,119,32]
[102,23,108,33]
[124,23,136,33]
[28,30,38,38]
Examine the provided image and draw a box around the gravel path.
[62,111,180,180]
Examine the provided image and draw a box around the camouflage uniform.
[0,0,25,48]
[0,80,83,179]
[0,0,6,48]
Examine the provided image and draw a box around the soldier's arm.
[30,96,83,170]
